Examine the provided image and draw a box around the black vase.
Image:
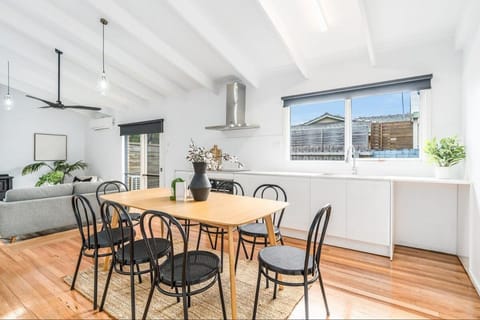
[189,162,211,201]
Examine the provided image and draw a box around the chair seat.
[238,223,280,237]
[158,251,219,286]
[88,227,135,249]
[121,212,141,221]
[116,238,170,265]
[258,246,314,276]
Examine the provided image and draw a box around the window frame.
[286,89,431,163]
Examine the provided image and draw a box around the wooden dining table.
[100,187,289,319]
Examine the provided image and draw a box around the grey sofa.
[0,182,104,241]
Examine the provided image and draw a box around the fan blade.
[25,95,57,106]
[63,105,102,111]
[39,106,54,109]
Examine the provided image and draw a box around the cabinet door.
[346,180,390,245]
[310,178,347,238]
[233,174,311,231]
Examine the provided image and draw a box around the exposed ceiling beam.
[166,0,260,88]
[257,0,310,79]
[88,0,216,91]
[0,34,137,111]
[357,0,376,66]
[454,0,480,51]
[5,0,176,100]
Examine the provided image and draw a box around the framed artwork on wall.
[34,133,67,161]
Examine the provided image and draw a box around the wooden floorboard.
[0,228,479,319]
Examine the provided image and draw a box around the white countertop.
[175,169,470,185]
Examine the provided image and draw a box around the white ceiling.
[0,0,469,113]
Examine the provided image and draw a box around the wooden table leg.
[264,214,283,289]
[103,209,120,271]
[227,226,237,319]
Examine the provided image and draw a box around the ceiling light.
[97,18,109,96]
[4,61,13,111]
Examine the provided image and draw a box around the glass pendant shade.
[97,71,108,95]
[4,93,13,111]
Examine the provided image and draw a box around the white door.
[124,133,163,190]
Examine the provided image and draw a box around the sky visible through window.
[290,92,412,125]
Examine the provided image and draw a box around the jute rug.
[64,248,304,319]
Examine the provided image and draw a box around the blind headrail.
[281,74,432,107]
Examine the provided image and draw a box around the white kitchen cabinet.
[234,174,311,231]
[310,178,347,238]
[346,180,391,246]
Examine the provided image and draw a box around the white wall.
[0,86,89,188]
[460,25,480,291]
[85,39,463,185]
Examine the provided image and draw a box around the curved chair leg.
[70,248,83,290]
[264,238,269,288]
[252,263,263,320]
[100,261,114,311]
[182,286,189,320]
[220,230,224,273]
[136,264,142,283]
[304,279,309,320]
[241,238,249,259]
[318,270,330,316]
[250,236,257,260]
[93,250,99,309]
[142,281,156,320]
[273,272,278,300]
[130,267,136,319]
[196,227,203,251]
[235,235,242,271]
[187,284,192,308]
[217,271,227,319]
[280,236,285,245]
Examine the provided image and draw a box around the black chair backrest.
[72,194,100,249]
[100,200,135,266]
[215,181,245,196]
[140,210,188,288]
[304,204,331,273]
[96,180,129,207]
[253,184,287,228]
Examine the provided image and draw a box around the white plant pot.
[434,166,452,179]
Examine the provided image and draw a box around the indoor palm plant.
[22,160,88,187]
[424,136,466,179]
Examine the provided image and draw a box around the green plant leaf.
[423,136,466,167]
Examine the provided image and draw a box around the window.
[119,119,164,189]
[290,100,345,160]
[283,75,431,161]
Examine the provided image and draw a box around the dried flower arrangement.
[186,139,244,170]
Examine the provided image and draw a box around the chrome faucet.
[345,145,358,175]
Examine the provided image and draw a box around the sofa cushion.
[73,181,104,195]
[4,184,74,202]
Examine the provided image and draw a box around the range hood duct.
[205,82,259,131]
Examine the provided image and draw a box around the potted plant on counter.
[424,136,466,179]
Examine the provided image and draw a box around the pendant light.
[97,18,109,95]
[4,61,13,111]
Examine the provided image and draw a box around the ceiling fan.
[26,48,101,111]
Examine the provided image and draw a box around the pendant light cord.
[7,61,10,95]
[102,23,105,73]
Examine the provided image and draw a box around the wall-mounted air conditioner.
[90,117,114,131]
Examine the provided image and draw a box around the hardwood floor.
[0,228,479,319]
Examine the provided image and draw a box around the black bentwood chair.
[99,201,170,319]
[141,210,227,320]
[235,184,287,271]
[196,181,245,272]
[70,195,132,309]
[252,204,332,320]
[95,180,141,224]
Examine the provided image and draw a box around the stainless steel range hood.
[205,81,259,131]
